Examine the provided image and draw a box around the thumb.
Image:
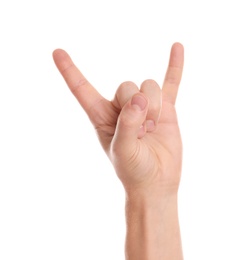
[112,93,148,154]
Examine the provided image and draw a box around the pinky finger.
[162,43,184,105]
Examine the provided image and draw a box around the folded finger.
[112,81,139,110]
[140,79,162,131]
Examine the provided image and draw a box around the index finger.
[52,49,104,115]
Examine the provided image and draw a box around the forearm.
[125,188,183,260]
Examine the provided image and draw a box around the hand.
[53,43,184,195]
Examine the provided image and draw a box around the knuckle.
[165,68,181,85]
[140,79,161,92]
[118,81,136,89]
[117,81,137,96]
[141,79,158,86]
[115,81,139,108]
[71,78,89,94]
[60,63,75,74]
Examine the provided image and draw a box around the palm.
[130,100,182,189]
[84,92,182,189]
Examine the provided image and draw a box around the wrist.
[125,187,178,218]
[125,186,183,260]
[124,180,180,202]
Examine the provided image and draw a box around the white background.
[0,0,241,259]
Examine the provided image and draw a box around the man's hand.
[52,43,184,195]
[53,43,184,259]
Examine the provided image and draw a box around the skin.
[53,42,184,260]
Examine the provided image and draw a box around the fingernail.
[146,120,155,132]
[131,95,147,111]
